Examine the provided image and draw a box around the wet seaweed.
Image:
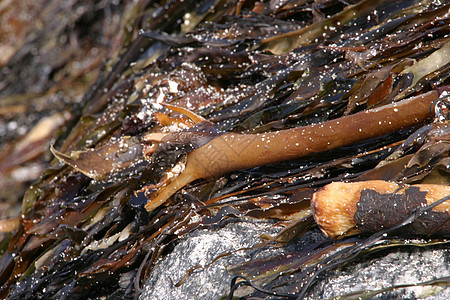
[1,0,450,299]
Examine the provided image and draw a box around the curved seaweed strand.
[226,275,297,300]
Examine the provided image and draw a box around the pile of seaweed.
[0,0,449,299]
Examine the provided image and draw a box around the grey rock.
[140,219,449,299]
[309,245,450,299]
[140,219,283,299]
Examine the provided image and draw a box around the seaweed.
[1,0,449,299]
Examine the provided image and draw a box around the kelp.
[312,181,450,238]
[1,0,450,299]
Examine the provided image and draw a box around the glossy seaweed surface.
[0,0,449,299]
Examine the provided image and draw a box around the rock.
[310,244,450,299]
[141,220,449,299]
[140,219,284,299]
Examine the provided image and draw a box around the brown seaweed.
[143,90,441,211]
[1,0,450,299]
[311,181,450,238]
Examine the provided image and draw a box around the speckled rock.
[309,245,450,299]
[140,219,449,300]
[139,219,284,299]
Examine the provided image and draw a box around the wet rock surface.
[141,220,449,299]
[311,245,450,299]
[141,219,284,299]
